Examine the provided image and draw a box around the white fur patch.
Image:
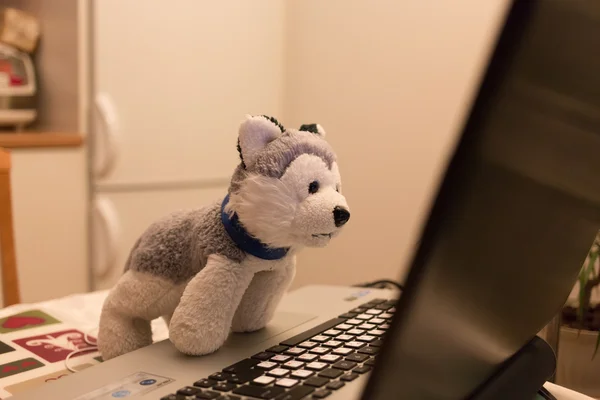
[226,174,297,248]
[238,115,282,167]
[228,154,349,249]
[280,154,335,201]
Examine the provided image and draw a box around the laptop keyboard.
[160,298,395,400]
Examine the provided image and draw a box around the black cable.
[353,279,404,291]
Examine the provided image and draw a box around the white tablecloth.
[0,291,593,399]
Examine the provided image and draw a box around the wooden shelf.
[0,132,84,148]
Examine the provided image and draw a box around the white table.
[0,291,593,399]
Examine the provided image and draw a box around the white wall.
[284,0,511,288]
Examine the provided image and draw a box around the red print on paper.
[13,329,96,363]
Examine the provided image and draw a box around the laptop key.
[194,379,217,388]
[357,347,379,356]
[312,335,329,342]
[332,360,357,371]
[312,389,332,398]
[380,313,393,319]
[196,390,221,399]
[227,369,263,384]
[346,319,362,325]
[365,358,377,367]
[177,386,200,396]
[271,355,292,363]
[275,378,299,388]
[370,329,386,336]
[267,368,290,377]
[223,358,260,373]
[358,323,375,330]
[347,328,365,336]
[366,309,383,315]
[233,384,285,399]
[284,347,306,356]
[326,380,345,390]
[360,298,386,307]
[323,340,342,348]
[306,361,328,371]
[274,385,315,400]
[335,323,352,330]
[338,312,357,319]
[332,347,353,355]
[213,382,236,392]
[253,375,276,386]
[353,365,372,374]
[374,304,392,311]
[357,335,376,342]
[298,341,318,349]
[304,376,330,387]
[323,329,341,336]
[283,360,304,370]
[336,334,354,342]
[346,341,365,349]
[252,352,276,361]
[257,361,278,370]
[267,345,289,354]
[350,307,368,313]
[345,353,369,362]
[310,346,330,355]
[280,318,346,347]
[370,318,385,324]
[297,353,319,362]
[356,314,372,321]
[318,368,343,379]
[291,369,314,379]
[340,372,359,382]
[320,354,341,363]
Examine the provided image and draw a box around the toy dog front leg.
[231,257,296,333]
[169,254,254,355]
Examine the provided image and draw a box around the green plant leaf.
[577,267,588,322]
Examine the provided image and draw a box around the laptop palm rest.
[222,311,317,348]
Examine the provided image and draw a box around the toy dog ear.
[299,123,326,137]
[237,115,284,168]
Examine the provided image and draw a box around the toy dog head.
[226,115,350,249]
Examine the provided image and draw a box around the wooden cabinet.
[0,0,87,302]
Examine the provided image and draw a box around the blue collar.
[221,195,290,260]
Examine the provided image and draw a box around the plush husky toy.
[98,115,350,359]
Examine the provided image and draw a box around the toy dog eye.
[308,181,320,194]
[336,185,340,193]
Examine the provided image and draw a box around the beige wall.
[284,0,510,288]
[9,148,88,303]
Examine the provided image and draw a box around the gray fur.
[125,201,245,283]
[251,130,336,179]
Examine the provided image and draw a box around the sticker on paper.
[0,310,60,333]
[13,329,97,363]
[0,358,44,379]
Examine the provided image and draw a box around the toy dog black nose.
[333,206,350,227]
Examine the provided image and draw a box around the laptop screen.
[362,1,600,399]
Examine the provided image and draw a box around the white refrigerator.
[88,1,286,290]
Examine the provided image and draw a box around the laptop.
[12,0,600,399]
